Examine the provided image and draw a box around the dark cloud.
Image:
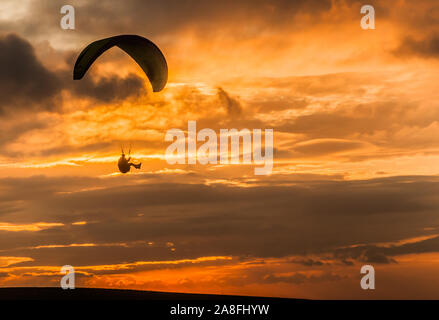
[0,34,61,114]
[334,235,439,264]
[0,33,147,116]
[217,87,242,116]
[26,0,333,40]
[395,34,439,58]
[0,174,438,267]
[334,246,397,264]
[263,271,342,284]
[67,72,146,103]
[289,258,327,266]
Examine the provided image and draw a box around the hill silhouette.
[0,287,298,301]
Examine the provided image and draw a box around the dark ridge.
[0,287,299,300]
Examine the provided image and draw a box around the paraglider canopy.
[73,35,168,92]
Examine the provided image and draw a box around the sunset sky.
[0,0,438,299]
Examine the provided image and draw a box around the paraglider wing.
[73,35,168,92]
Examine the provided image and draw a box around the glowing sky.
[0,0,438,299]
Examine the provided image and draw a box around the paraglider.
[73,34,168,92]
[118,146,141,174]
[73,34,168,173]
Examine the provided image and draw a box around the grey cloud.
[395,34,439,58]
[0,33,147,116]
[66,72,146,103]
[334,246,397,264]
[0,34,61,114]
[289,258,327,266]
[334,235,439,264]
[0,33,149,153]
[24,0,333,40]
[217,87,242,116]
[0,175,438,267]
[263,271,342,284]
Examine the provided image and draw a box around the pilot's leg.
[130,162,142,169]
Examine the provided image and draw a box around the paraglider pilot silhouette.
[118,146,141,173]
[73,34,168,174]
